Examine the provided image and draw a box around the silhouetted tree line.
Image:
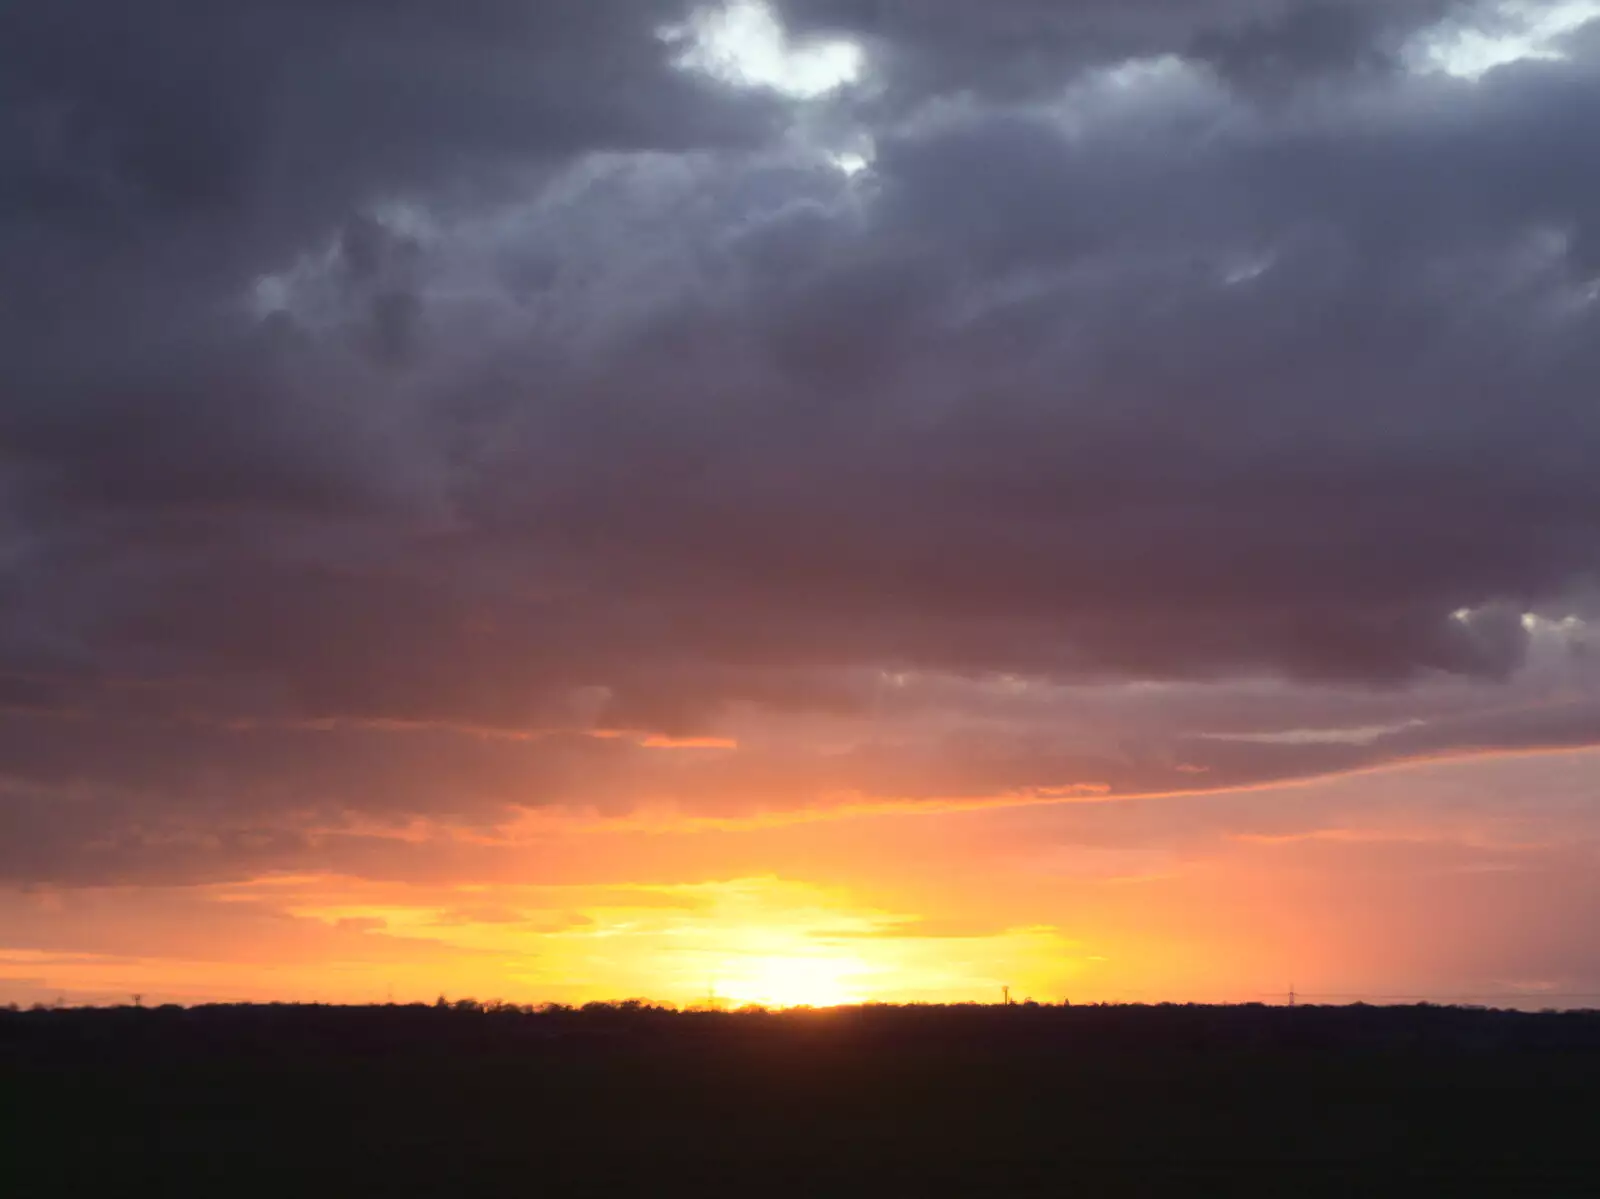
[10,1000,1600,1196]
[7,998,1600,1065]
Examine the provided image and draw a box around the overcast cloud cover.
[4,0,1600,887]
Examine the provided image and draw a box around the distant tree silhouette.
[9,991,1600,1198]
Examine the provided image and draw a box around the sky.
[3,0,1600,1010]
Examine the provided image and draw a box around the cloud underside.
[4,0,1600,882]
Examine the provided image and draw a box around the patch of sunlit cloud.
[830,149,870,176]
[661,0,865,100]
[1221,253,1275,286]
[1407,0,1600,79]
[1198,721,1425,747]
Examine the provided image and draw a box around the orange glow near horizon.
[0,872,1087,1009]
[6,750,1600,1012]
[267,876,1086,1009]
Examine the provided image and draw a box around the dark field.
[6,1002,1600,1196]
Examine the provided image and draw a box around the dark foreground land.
[6,1001,1600,1196]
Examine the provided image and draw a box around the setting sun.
[714,951,871,1008]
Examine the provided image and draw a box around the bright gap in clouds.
[1409,0,1600,79]
[831,150,870,176]
[661,0,865,99]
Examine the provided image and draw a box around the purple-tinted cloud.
[3,0,1600,883]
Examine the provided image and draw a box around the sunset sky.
[4,0,1600,1010]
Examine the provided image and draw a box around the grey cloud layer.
[779,0,1460,101]
[3,0,1600,881]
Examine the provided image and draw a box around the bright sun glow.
[661,1,865,100]
[27,874,1089,1010]
[715,951,870,1008]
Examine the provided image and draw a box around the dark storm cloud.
[0,0,762,235]
[4,0,1600,881]
[0,0,774,522]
